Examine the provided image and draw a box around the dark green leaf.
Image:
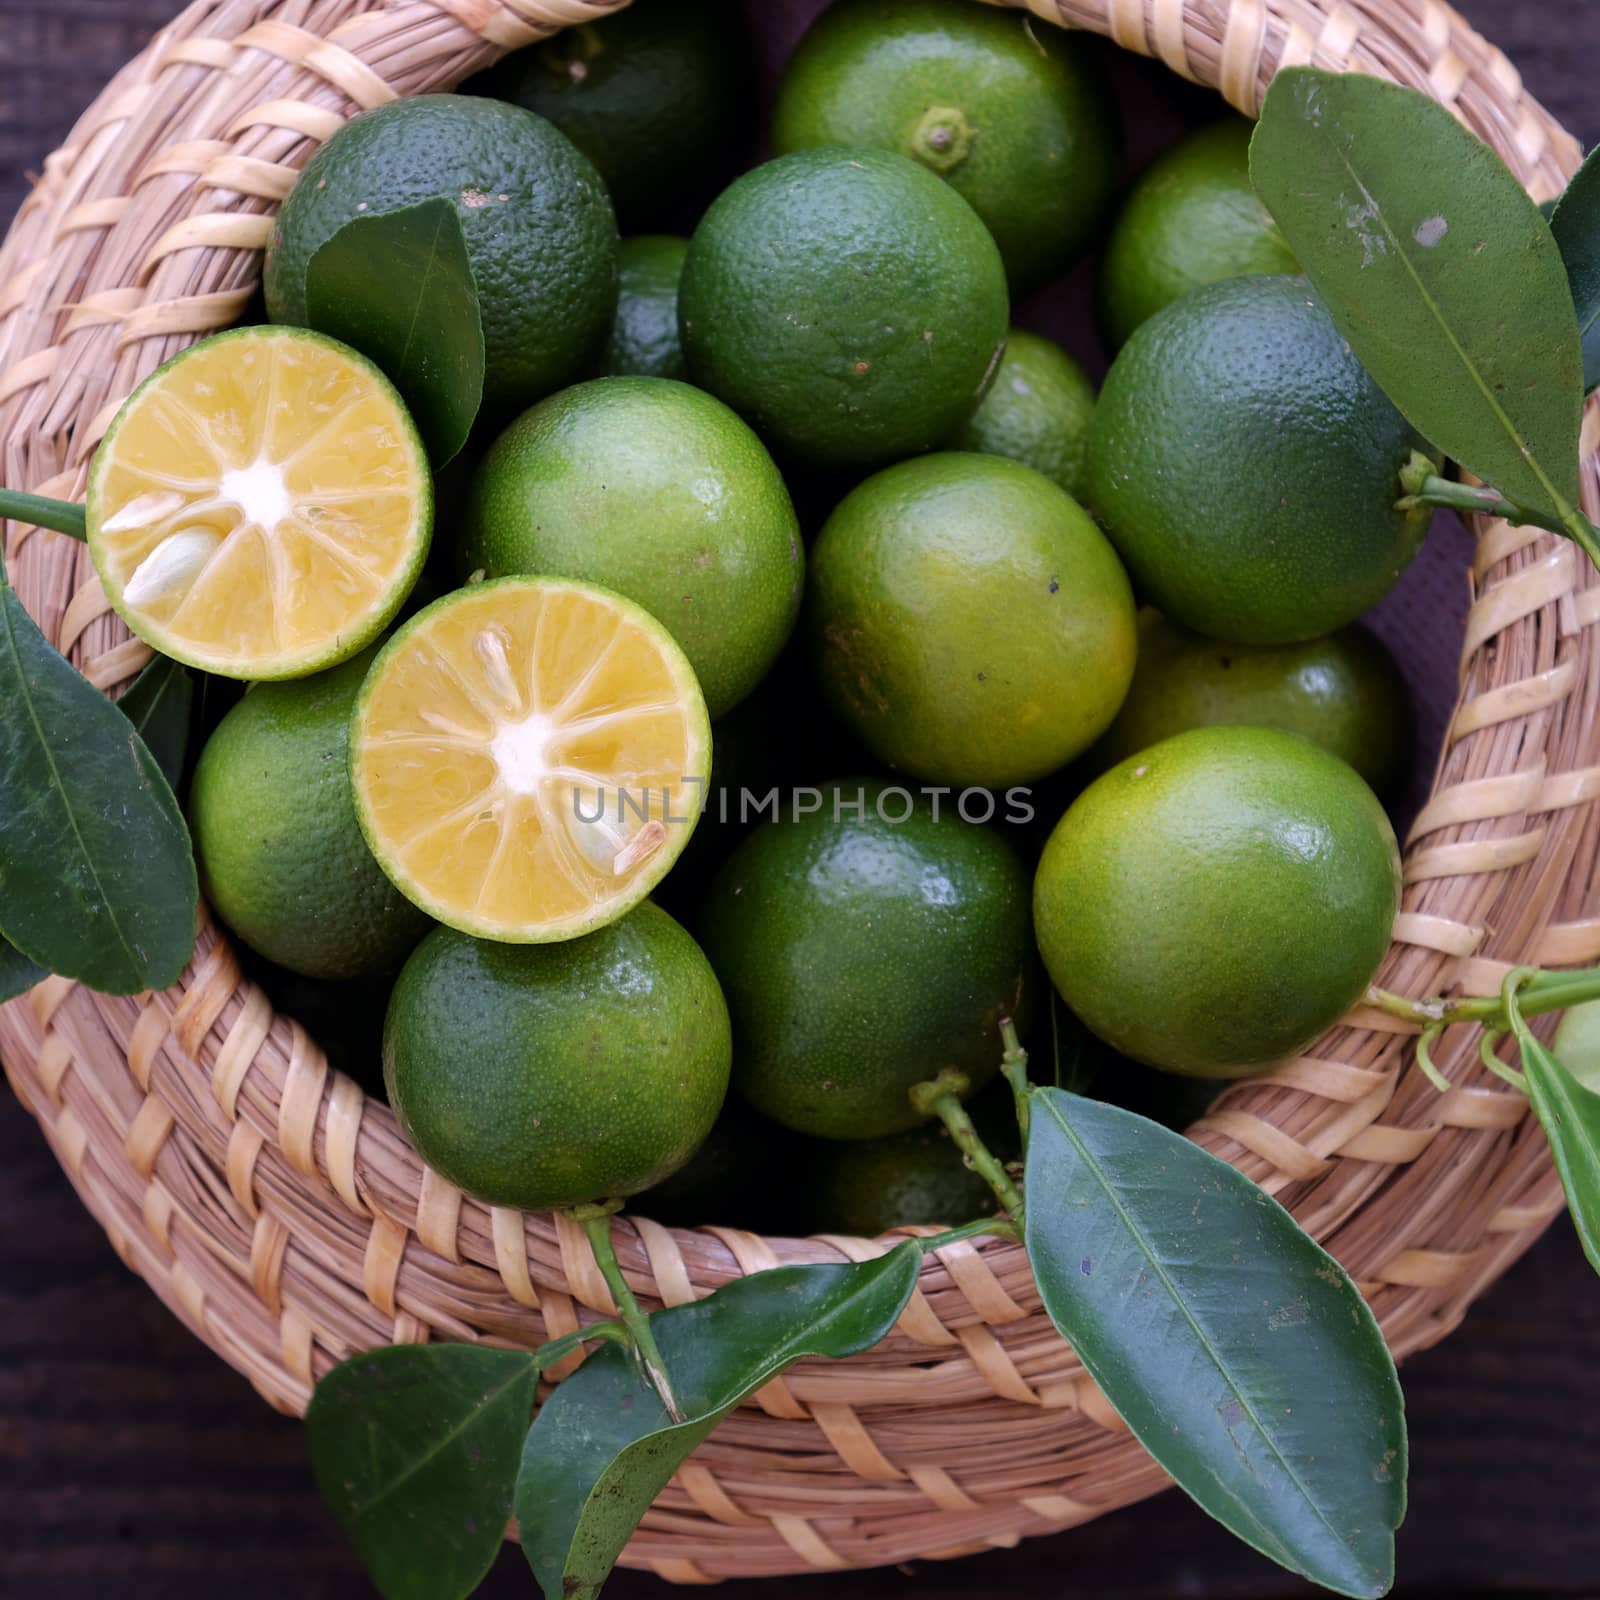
[306,1344,538,1600]
[516,1243,922,1600]
[304,198,484,467]
[0,587,197,994]
[1023,1088,1405,1599]
[0,932,46,1002]
[1252,67,1585,527]
[116,655,193,790]
[1549,144,1600,393]
[1519,1034,1600,1277]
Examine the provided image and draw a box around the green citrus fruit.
[1035,726,1401,1077]
[190,647,431,980]
[1099,118,1299,349]
[466,0,756,229]
[679,148,1009,468]
[598,235,687,379]
[460,377,803,718]
[1091,611,1412,796]
[1086,275,1436,645]
[947,328,1096,497]
[698,781,1037,1140]
[771,0,1118,292]
[808,453,1137,786]
[798,1081,1019,1235]
[384,904,732,1210]
[264,95,618,418]
[1550,1001,1600,1095]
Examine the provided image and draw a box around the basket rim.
[0,0,1597,1580]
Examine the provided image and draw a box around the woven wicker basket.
[1,0,1595,1583]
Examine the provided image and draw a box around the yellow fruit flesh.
[90,330,427,678]
[354,579,710,941]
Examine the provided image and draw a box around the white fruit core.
[491,713,554,796]
[220,460,292,532]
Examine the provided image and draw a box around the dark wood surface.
[4,2,1600,1597]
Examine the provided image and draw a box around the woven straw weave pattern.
[0,0,1596,1581]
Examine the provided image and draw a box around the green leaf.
[1550,144,1600,393]
[1023,1088,1405,1598]
[116,655,193,791]
[306,1344,538,1600]
[304,198,484,467]
[0,587,197,994]
[1251,67,1586,528]
[1519,1034,1600,1277]
[516,1243,922,1600]
[0,932,46,1003]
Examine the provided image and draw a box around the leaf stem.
[529,1320,628,1382]
[0,488,88,543]
[915,1215,1018,1252]
[910,1068,1027,1224]
[999,1016,1030,1146]
[570,1205,683,1422]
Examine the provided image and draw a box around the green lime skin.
[697,782,1038,1141]
[1091,612,1412,796]
[1551,1001,1600,1094]
[599,236,688,379]
[1099,118,1299,350]
[460,377,803,718]
[1035,726,1401,1078]
[947,328,1096,498]
[797,1080,1019,1235]
[384,905,732,1211]
[465,1,756,230]
[679,148,1010,469]
[189,649,431,981]
[1085,275,1436,645]
[772,0,1119,293]
[264,95,618,419]
[808,453,1137,787]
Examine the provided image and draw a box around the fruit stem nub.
[571,1203,684,1422]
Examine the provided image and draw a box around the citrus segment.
[352,577,710,942]
[88,328,430,680]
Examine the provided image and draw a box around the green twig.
[0,488,87,543]
[909,1068,1027,1223]
[999,1017,1030,1145]
[1396,459,1600,573]
[1366,965,1600,1031]
[1413,1025,1451,1093]
[570,1204,682,1421]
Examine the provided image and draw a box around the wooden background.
[3,1,1600,1596]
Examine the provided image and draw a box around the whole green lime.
[798,1081,1020,1235]
[771,0,1118,291]
[190,648,431,980]
[384,904,731,1210]
[947,328,1096,497]
[1100,118,1299,349]
[698,782,1037,1140]
[679,148,1009,468]
[1091,612,1412,795]
[808,453,1137,786]
[1035,726,1401,1077]
[1551,1001,1600,1094]
[1086,275,1435,645]
[460,377,802,717]
[598,235,687,379]
[264,95,618,418]
[466,0,756,229]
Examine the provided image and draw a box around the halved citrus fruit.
[86,327,431,680]
[351,577,712,942]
